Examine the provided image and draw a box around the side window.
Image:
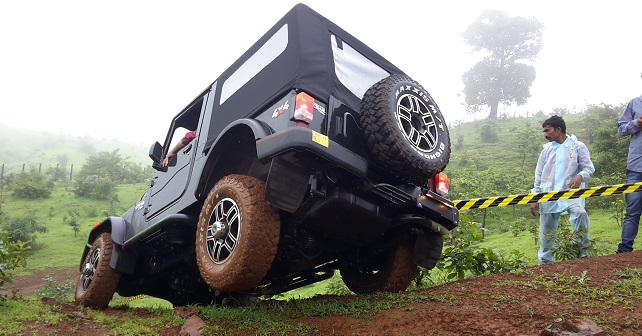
[330,34,389,99]
[164,97,204,157]
[167,127,193,152]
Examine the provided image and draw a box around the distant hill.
[0,123,150,175]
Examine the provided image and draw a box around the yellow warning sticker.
[312,130,329,148]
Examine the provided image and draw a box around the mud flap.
[413,232,444,269]
[265,157,310,212]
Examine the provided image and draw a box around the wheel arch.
[78,217,128,272]
[197,119,274,197]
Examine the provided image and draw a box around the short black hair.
[542,115,566,133]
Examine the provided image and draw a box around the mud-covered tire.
[360,74,451,184]
[196,174,280,292]
[74,233,121,309]
[340,240,417,294]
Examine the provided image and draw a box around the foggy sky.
[1,0,640,146]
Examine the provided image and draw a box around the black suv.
[74,4,459,308]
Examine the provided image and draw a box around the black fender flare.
[197,119,274,196]
[203,118,274,152]
[78,216,129,272]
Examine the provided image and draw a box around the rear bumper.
[256,127,367,177]
[256,127,458,230]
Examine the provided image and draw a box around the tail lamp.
[293,92,314,127]
[434,172,449,196]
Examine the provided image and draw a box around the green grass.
[1,183,148,272]
[478,206,623,263]
[0,113,634,333]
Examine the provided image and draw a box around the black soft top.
[202,3,406,141]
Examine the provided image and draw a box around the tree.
[462,10,543,119]
[580,103,627,180]
[513,121,543,169]
[75,149,150,184]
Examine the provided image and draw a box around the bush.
[551,216,607,261]
[35,276,74,302]
[423,216,530,282]
[85,206,99,217]
[1,215,48,249]
[76,149,152,184]
[508,216,537,238]
[0,229,32,298]
[455,135,464,150]
[9,170,54,199]
[63,210,81,236]
[73,175,118,200]
[480,123,498,143]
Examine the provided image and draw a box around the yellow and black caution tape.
[115,294,147,307]
[453,181,642,211]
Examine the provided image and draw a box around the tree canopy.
[462,10,543,119]
[73,149,152,200]
[74,149,150,184]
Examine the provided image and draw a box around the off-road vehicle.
[75,4,459,308]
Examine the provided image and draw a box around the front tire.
[74,233,121,309]
[196,174,280,292]
[341,240,417,294]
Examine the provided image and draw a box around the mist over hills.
[0,123,150,175]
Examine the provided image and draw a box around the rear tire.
[74,233,121,309]
[341,240,417,294]
[196,174,280,292]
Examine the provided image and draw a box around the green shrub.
[610,199,625,227]
[0,229,32,299]
[455,135,464,150]
[85,206,99,217]
[480,123,498,143]
[35,276,74,302]
[1,215,48,249]
[551,216,607,262]
[73,175,118,200]
[63,210,81,236]
[429,216,530,281]
[9,170,54,199]
[102,200,123,217]
[508,216,535,237]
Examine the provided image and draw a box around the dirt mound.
[3,252,642,335]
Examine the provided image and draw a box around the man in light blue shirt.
[616,92,642,253]
[530,116,595,264]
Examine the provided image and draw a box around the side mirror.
[149,142,163,171]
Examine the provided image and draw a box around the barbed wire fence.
[0,163,77,203]
[0,163,75,181]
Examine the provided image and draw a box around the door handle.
[182,143,193,154]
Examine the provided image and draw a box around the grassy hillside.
[1,183,148,273]
[0,123,150,176]
[0,110,628,301]
[446,110,626,257]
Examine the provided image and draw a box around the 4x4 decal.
[272,101,290,118]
